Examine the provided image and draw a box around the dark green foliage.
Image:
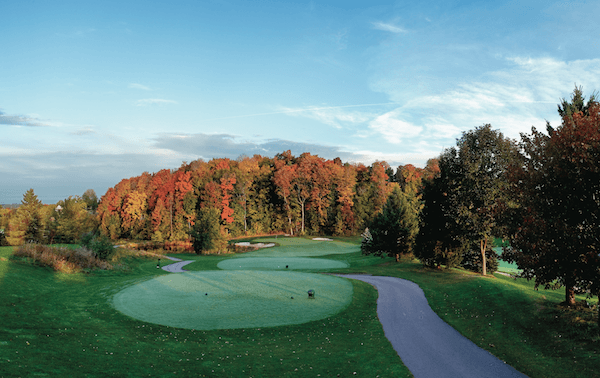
[190,207,223,254]
[460,240,499,274]
[361,186,419,260]
[80,232,114,260]
[415,168,467,268]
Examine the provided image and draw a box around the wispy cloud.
[128,83,152,91]
[197,102,397,124]
[369,111,423,143]
[372,21,407,34]
[0,111,49,127]
[135,99,177,106]
[369,56,600,146]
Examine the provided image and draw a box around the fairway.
[217,257,348,270]
[493,247,522,274]
[240,237,360,257]
[112,270,353,330]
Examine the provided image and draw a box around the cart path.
[337,274,528,378]
[160,256,195,273]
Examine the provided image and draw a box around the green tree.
[361,186,419,262]
[190,207,224,254]
[7,189,44,245]
[48,196,97,244]
[82,189,99,212]
[504,88,600,313]
[443,125,516,275]
[415,161,468,268]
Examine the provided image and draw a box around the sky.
[2,0,600,204]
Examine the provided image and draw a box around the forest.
[1,88,599,318]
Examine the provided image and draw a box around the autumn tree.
[0,206,10,246]
[273,153,298,235]
[504,88,600,312]
[48,196,97,244]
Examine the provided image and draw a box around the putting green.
[217,257,348,270]
[112,271,353,330]
[241,237,359,257]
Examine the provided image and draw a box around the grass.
[338,258,599,378]
[1,236,599,377]
[0,244,409,377]
[113,270,354,330]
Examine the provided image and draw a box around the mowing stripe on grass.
[112,270,353,330]
[217,257,348,270]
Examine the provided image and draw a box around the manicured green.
[217,257,348,270]
[113,270,352,330]
[2,236,599,378]
[0,244,409,377]
[493,247,522,275]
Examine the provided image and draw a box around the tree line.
[94,151,438,248]
[364,87,599,322]
[1,87,598,322]
[0,189,98,246]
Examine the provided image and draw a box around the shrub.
[80,232,115,261]
[13,243,111,272]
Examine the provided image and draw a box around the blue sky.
[2,0,600,204]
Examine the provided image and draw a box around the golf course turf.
[113,270,353,330]
[217,257,348,270]
[2,236,598,377]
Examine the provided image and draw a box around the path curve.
[160,256,195,273]
[337,274,528,378]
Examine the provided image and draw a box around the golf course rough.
[217,257,348,270]
[112,270,353,330]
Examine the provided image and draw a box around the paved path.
[337,274,528,378]
[160,256,195,273]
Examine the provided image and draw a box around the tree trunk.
[480,238,487,276]
[565,273,576,306]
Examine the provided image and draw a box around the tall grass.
[12,243,111,272]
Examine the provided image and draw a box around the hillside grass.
[0,245,409,377]
[1,237,599,377]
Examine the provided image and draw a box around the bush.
[80,232,115,261]
[13,243,111,272]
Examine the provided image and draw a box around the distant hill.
[0,204,20,209]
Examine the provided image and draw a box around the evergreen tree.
[190,207,224,254]
[361,186,419,262]
[7,189,44,245]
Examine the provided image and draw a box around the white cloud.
[280,105,375,129]
[372,21,407,34]
[135,99,177,106]
[368,56,600,145]
[369,111,423,143]
[128,83,152,91]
